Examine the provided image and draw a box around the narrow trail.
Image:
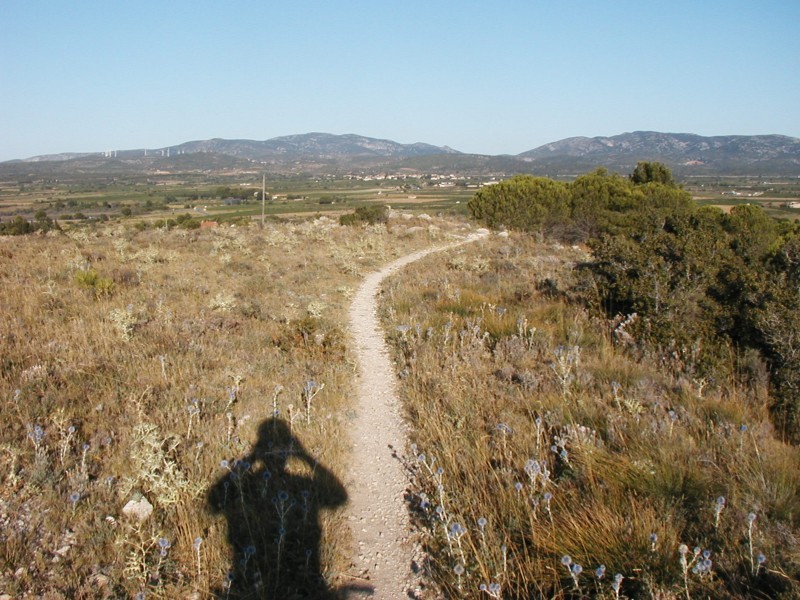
[343,231,488,599]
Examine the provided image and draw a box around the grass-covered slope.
[381,233,800,598]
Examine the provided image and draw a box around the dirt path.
[343,230,488,598]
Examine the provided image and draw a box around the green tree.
[568,168,642,240]
[467,175,570,235]
[630,161,676,186]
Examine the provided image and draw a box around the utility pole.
[261,173,266,228]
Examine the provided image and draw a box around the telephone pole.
[261,173,266,228]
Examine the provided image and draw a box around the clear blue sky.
[1,0,798,161]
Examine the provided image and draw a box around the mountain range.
[3,131,800,178]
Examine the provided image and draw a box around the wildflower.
[693,558,713,575]
[454,564,465,576]
[595,564,606,579]
[514,481,523,493]
[448,523,466,539]
[194,537,203,550]
[571,563,583,576]
[757,553,766,566]
[650,532,658,551]
[477,517,488,530]
[747,512,757,525]
[28,424,45,445]
[713,495,726,527]
[561,555,572,566]
[612,573,623,593]
[69,491,81,505]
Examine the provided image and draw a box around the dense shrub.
[468,163,800,439]
[0,214,60,236]
[339,204,388,226]
[467,175,570,235]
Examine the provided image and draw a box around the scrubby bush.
[469,164,800,440]
[74,268,115,298]
[339,204,388,226]
[0,213,61,236]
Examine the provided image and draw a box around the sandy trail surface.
[342,231,488,599]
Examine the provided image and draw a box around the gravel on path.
[342,231,488,599]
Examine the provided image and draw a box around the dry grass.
[380,233,800,599]
[0,215,464,598]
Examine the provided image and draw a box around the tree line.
[469,163,800,440]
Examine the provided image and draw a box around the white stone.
[122,495,153,522]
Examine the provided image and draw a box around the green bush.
[468,175,570,234]
[75,268,115,298]
[339,204,388,226]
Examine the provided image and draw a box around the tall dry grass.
[381,233,800,599]
[0,215,458,598]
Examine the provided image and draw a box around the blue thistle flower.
[595,564,606,579]
[612,573,623,591]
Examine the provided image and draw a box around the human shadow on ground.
[209,417,362,599]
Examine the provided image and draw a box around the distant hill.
[3,131,799,179]
[171,133,459,161]
[519,131,800,176]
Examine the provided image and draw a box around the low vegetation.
[381,233,800,598]
[0,214,448,597]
